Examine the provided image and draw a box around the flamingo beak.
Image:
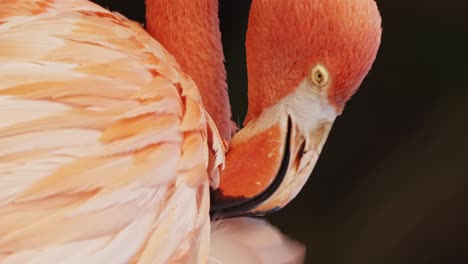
[210,110,334,219]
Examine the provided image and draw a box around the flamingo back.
[0,0,224,262]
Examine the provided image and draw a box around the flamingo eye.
[310,64,330,88]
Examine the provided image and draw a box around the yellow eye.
[310,64,330,88]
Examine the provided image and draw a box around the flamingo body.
[0,0,224,262]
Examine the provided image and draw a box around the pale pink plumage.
[0,0,218,262]
[209,218,304,264]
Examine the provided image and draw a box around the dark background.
[93,1,468,263]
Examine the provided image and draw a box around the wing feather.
[210,218,305,264]
[0,0,225,262]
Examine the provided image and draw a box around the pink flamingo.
[0,0,381,262]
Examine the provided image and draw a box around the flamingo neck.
[146,0,234,141]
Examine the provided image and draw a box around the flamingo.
[0,0,381,263]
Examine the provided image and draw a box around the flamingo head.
[211,0,382,218]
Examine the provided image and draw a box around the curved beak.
[210,101,335,219]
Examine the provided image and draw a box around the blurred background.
[93,1,468,263]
